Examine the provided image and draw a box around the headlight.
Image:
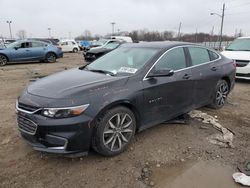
[41,104,89,118]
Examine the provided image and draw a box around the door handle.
[211,67,217,71]
[26,50,30,52]
[183,74,191,79]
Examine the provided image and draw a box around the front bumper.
[16,110,94,155]
[83,53,96,62]
[236,64,250,80]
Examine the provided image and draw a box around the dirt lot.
[0,53,249,188]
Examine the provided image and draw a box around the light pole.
[48,28,51,38]
[211,3,225,51]
[6,21,13,39]
[111,22,116,36]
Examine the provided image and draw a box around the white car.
[59,40,80,53]
[221,37,250,80]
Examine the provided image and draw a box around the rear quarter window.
[208,50,220,61]
[188,47,210,66]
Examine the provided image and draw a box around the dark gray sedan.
[16,41,236,157]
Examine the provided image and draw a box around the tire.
[92,106,136,156]
[45,52,56,63]
[209,80,229,109]
[0,54,8,66]
[73,48,78,53]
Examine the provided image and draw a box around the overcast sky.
[1,0,250,39]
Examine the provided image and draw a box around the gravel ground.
[0,53,249,188]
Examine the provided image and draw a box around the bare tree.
[16,30,27,39]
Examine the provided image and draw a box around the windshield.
[104,42,120,49]
[92,39,108,46]
[86,47,159,76]
[6,41,20,48]
[226,39,250,51]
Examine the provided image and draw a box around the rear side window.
[188,47,210,66]
[155,47,186,71]
[32,42,44,47]
[209,50,219,61]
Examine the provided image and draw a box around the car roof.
[121,41,195,49]
[13,40,50,45]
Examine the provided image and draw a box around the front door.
[142,47,194,128]
[10,42,33,61]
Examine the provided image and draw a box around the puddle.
[151,161,242,188]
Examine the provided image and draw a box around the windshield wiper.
[240,49,250,51]
[89,69,116,76]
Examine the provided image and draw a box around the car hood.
[88,48,111,54]
[27,68,128,99]
[221,50,250,61]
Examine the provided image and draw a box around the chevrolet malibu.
[16,42,236,157]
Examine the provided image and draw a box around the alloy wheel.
[0,55,7,66]
[47,54,56,63]
[216,82,229,106]
[103,113,133,152]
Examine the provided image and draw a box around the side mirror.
[147,68,174,78]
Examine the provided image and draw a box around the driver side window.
[155,47,187,71]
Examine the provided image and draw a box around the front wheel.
[0,55,8,66]
[73,48,78,53]
[45,52,56,63]
[209,80,229,109]
[92,106,136,156]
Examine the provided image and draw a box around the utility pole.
[195,28,198,43]
[6,21,13,39]
[219,3,225,51]
[48,28,51,38]
[234,29,238,38]
[210,3,225,51]
[177,22,182,41]
[111,22,116,36]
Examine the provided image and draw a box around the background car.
[0,40,63,66]
[84,38,124,52]
[221,36,250,80]
[111,36,133,43]
[16,42,235,157]
[59,39,80,53]
[84,40,125,62]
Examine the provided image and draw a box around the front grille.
[235,60,249,67]
[236,73,250,78]
[18,103,40,113]
[17,115,37,135]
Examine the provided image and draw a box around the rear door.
[187,46,222,108]
[142,47,194,128]
[25,41,47,60]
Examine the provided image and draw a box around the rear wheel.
[73,48,78,53]
[209,80,229,109]
[92,106,136,156]
[45,52,56,63]
[0,55,8,66]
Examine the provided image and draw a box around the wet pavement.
[152,161,243,188]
